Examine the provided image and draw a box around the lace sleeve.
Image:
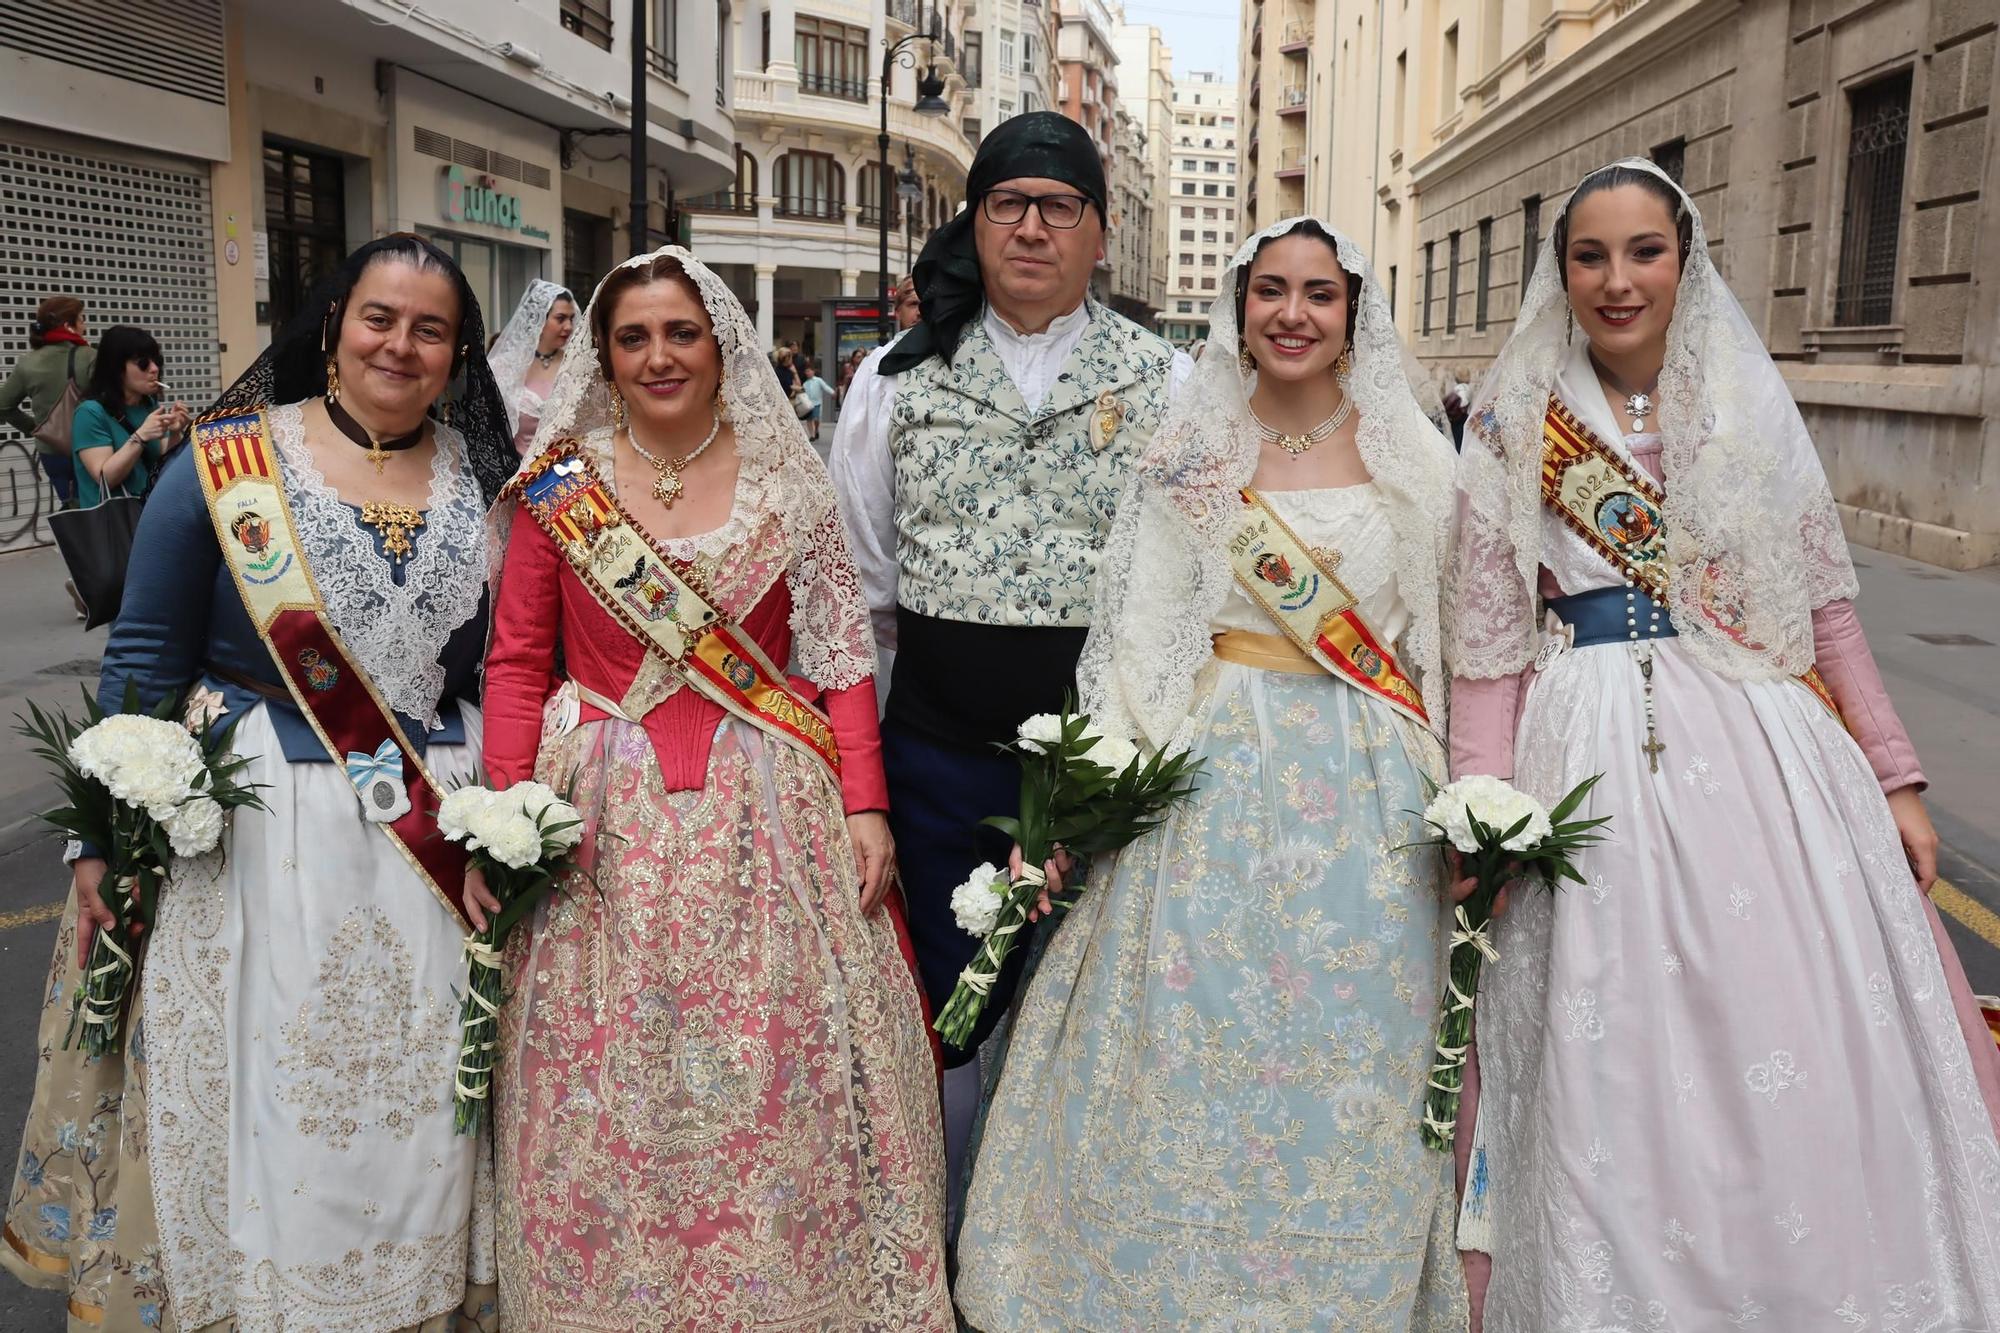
[788,501,879,693]
[1446,424,1541,680]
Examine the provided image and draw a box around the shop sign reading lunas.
[442,164,523,230]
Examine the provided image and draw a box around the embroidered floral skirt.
[1467,640,2000,1330]
[493,714,951,1331]
[4,703,498,1333]
[955,666,1468,1331]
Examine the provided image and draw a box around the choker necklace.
[1251,391,1354,457]
[325,396,425,476]
[534,347,562,367]
[1589,352,1660,433]
[625,409,723,507]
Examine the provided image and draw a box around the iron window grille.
[1834,71,1912,328]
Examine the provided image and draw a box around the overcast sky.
[1122,0,1241,81]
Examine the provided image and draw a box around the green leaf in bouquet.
[1546,772,1604,825]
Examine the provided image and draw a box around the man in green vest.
[829,111,1191,1228]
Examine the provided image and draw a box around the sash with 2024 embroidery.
[193,411,468,923]
[1225,487,1433,731]
[506,440,841,781]
[1539,394,1841,718]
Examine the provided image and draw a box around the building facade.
[1160,73,1241,348]
[1106,104,1159,325]
[688,0,977,357]
[963,0,1061,141]
[1112,16,1175,323]
[0,0,735,552]
[1245,0,2000,568]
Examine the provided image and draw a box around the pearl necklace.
[1251,391,1354,457]
[625,409,722,507]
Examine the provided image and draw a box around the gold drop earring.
[1334,346,1353,380]
[1239,346,1256,377]
[611,384,628,432]
[325,354,342,404]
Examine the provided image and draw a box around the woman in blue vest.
[956,218,1469,1329]
[3,234,516,1333]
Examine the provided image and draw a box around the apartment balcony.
[887,0,920,28]
[1248,73,1261,110]
[1275,145,1305,177]
[1250,10,1263,55]
[1277,84,1307,115]
[1280,20,1312,52]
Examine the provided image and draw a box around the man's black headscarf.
[879,112,1107,376]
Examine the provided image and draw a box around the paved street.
[0,540,1994,1327]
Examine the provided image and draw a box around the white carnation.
[1083,733,1141,776]
[512,780,585,851]
[69,715,207,816]
[949,862,1008,937]
[1424,775,1552,854]
[481,816,545,870]
[1015,713,1066,752]
[437,785,499,843]
[163,796,225,857]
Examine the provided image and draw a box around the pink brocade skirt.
[493,715,950,1332]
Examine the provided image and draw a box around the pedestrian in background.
[893,272,922,330]
[71,325,188,507]
[799,354,832,443]
[0,295,96,505]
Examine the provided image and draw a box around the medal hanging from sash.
[1225,488,1432,731]
[193,411,468,924]
[506,441,841,780]
[1539,395,1841,721]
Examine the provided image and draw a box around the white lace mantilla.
[270,401,490,729]
[526,245,879,695]
[1448,157,1856,683]
[1078,217,1456,751]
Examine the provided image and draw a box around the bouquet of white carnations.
[438,778,588,1135]
[936,708,1203,1050]
[1410,773,1611,1151]
[18,686,264,1056]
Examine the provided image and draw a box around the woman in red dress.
[475,247,949,1330]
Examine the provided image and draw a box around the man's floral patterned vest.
[888,303,1176,627]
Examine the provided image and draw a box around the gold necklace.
[624,409,723,507]
[1250,392,1354,457]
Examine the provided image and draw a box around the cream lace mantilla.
[270,400,490,730]
[1077,217,1456,751]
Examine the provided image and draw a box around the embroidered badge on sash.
[298,648,340,691]
[1226,489,1432,731]
[1538,395,1840,721]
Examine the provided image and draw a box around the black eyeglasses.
[982,189,1091,229]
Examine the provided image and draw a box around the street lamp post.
[878,12,949,343]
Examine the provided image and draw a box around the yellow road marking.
[1935,877,2000,954]
[0,899,61,933]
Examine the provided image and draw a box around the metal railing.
[1282,20,1312,44]
[1277,145,1306,172]
[799,72,868,101]
[775,196,846,221]
[1280,84,1307,109]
